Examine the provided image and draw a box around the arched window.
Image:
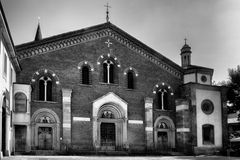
[157,89,168,110]
[82,66,90,84]
[103,60,114,84]
[127,71,134,89]
[39,76,52,101]
[15,92,27,112]
[202,124,214,145]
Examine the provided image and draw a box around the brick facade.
[13,22,227,155]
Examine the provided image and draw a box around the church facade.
[11,22,228,155]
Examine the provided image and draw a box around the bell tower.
[180,38,192,68]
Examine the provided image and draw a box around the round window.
[201,75,207,82]
[201,100,214,115]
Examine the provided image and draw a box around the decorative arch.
[31,108,60,150]
[31,108,60,124]
[31,69,60,102]
[97,54,121,67]
[154,116,175,129]
[30,68,60,85]
[153,82,174,110]
[152,82,174,95]
[97,54,121,84]
[98,103,124,119]
[123,67,138,89]
[78,61,94,84]
[123,67,138,76]
[154,116,175,150]
[78,61,94,71]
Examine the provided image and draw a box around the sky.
[2,0,240,83]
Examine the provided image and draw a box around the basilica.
[0,2,228,157]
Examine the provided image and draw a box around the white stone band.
[177,128,190,132]
[73,117,90,122]
[145,127,153,132]
[128,120,143,124]
[176,104,189,111]
[63,123,71,128]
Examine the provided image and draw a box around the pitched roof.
[15,22,183,78]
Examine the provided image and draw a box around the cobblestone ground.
[1,156,239,160]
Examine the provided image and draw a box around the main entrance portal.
[100,123,115,150]
[92,92,128,151]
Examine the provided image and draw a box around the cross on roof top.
[104,3,111,22]
[184,38,187,44]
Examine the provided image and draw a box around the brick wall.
[16,37,182,151]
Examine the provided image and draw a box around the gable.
[16,22,183,79]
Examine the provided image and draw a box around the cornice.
[16,24,183,79]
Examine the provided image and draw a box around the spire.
[104,3,111,22]
[34,17,42,41]
[180,38,192,68]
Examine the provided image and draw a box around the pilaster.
[144,97,153,150]
[62,88,72,145]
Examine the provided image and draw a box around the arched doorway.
[31,108,60,151]
[97,104,124,151]
[154,116,175,153]
[92,92,128,151]
[1,97,6,156]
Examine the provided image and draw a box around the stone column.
[145,97,153,151]
[62,88,72,146]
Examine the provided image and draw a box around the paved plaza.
[1,156,240,160]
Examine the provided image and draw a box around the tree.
[227,65,240,114]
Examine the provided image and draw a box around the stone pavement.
[1,156,239,160]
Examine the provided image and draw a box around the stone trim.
[73,117,91,121]
[228,118,240,124]
[177,128,190,132]
[128,120,143,124]
[176,104,189,111]
[145,127,153,132]
[17,28,182,79]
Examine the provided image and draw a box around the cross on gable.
[104,3,111,22]
[105,39,113,48]
[184,38,187,44]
